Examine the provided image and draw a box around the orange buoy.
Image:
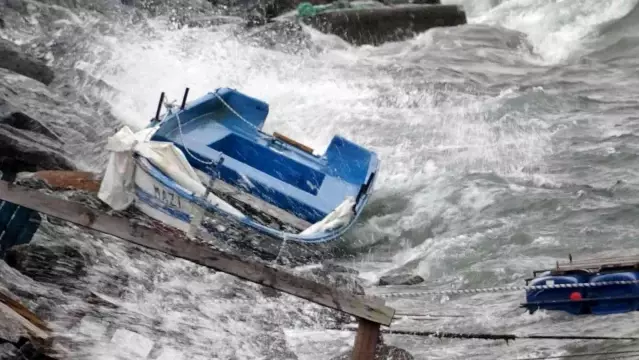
[569,292,582,301]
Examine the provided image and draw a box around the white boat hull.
[133,160,200,233]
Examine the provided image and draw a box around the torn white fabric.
[98,125,244,218]
[300,196,355,235]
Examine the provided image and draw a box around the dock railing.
[0,179,395,360]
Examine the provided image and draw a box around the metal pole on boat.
[155,92,165,121]
[180,88,190,110]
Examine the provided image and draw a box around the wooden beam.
[27,171,102,192]
[0,291,51,334]
[351,319,380,360]
[0,180,395,326]
[0,292,51,343]
[534,255,639,274]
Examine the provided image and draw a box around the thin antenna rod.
[181,88,190,110]
[155,92,165,121]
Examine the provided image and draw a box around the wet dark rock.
[259,286,281,298]
[378,274,425,286]
[330,344,415,360]
[0,310,24,346]
[239,20,315,55]
[322,262,359,275]
[184,14,246,27]
[4,243,90,287]
[0,343,18,359]
[255,328,299,360]
[308,266,366,295]
[0,39,54,85]
[0,286,57,360]
[30,297,59,324]
[206,0,293,23]
[0,67,113,174]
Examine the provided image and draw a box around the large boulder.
[0,67,113,174]
[238,20,316,54]
[378,274,425,286]
[0,39,54,86]
[4,243,90,288]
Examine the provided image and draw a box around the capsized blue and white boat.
[98,87,379,246]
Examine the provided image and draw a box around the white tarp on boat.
[99,125,357,237]
[300,196,356,235]
[98,125,244,218]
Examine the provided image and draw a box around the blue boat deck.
[150,88,378,226]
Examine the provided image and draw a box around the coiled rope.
[368,279,639,299]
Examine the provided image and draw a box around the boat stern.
[324,135,379,213]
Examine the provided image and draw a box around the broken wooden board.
[0,180,395,326]
[536,254,639,275]
[22,171,102,192]
[0,290,51,350]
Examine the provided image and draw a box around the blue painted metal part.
[588,272,639,315]
[0,171,42,257]
[149,87,379,225]
[524,274,590,315]
[134,156,373,243]
[522,271,639,316]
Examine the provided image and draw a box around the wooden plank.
[540,255,639,274]
[29,171,102,192]
[0,293,50,342]
[0,180,395,326]
[351,319,380,360]
[273,132,315,154]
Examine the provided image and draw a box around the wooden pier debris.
[0,288,62,359]
[24,170,102,192]
[0,179,395,358]
[533,254,639,276]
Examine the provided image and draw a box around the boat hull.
[133,160,197,233]
[131,157,351,263]
[149,88,379,227]
[134,153,370,240]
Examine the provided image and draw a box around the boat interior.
[150,88,378,227]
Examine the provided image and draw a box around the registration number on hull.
[153,185,182,209]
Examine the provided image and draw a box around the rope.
[173,108,216,165]
[160,90,266,167]
[369,279,639,299]
[335,326,639,342]
[212,92,262,133]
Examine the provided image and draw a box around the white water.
[451,0,639,63]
